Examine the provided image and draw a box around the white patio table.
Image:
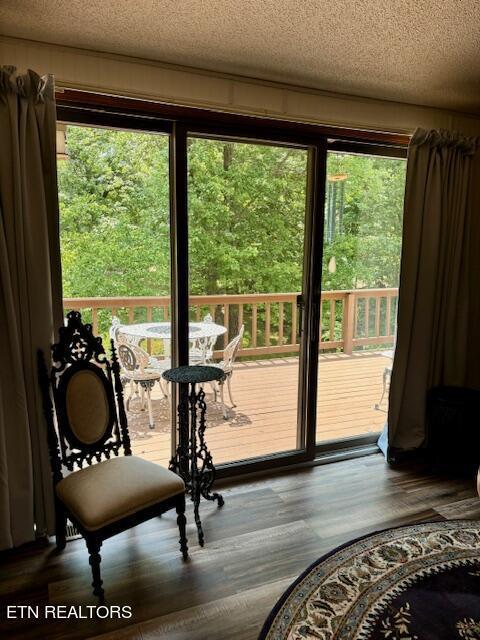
[119,321,227,363]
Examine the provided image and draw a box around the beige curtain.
[0,66,63,549]
[387,128,480,457]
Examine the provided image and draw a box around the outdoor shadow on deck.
[127,395,252,441]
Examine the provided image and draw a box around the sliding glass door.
[316,149,406,444]
[186,134,319,464]
[56,95,407,471]
[57,120,325,470]
[57,123,174,466]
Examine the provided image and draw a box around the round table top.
[119,321,227,340]
[163,365,225,383]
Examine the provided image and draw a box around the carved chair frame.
[37,311,188,601]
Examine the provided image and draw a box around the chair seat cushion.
[56,456,185,531]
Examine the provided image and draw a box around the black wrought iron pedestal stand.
[163,365,225,546]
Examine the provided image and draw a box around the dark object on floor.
[164,365,225,546]
[259,520,480,640]
[427,385,480,471]
[37,311,188,602]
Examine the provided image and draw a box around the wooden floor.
[1,455,479,639]
[129,351,389,466]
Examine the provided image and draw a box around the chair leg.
[220,381,228,420]
[86,537,104,602]
[210,380,218,403]
[126,380,135,411]
[375,367,390,410]
[176,495,189,560]
[381,368,389,400]
[55,501,67,551]
[140,384,146,411]
[159,377,168,398]
[146,384,155,429]
[226,374,236,407]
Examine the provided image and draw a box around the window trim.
[56,88,411,147]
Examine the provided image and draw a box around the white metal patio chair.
[374,328,397,411]
[109,316,140,346]
[207,325,244,419]
[146,354,172,397]
[374,349,394,411]
[110,317,170,398]
[116,341,162,429]
[109,315,122,342]
[189,313,217,364]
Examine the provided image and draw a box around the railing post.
[343,292,355,355]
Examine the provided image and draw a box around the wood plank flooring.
[1,454,479,640]
[130,351,389,466]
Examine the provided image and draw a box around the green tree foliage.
[58,126,406,300]
[322,153,406,291]
[188,139,307,295]
[58,126,170,297]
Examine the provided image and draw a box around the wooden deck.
[128,351,389,466]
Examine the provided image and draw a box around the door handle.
[296,294,304,336]
[311,300,320,344]
[297,295,321,344]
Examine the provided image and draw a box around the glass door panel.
[187,136,310,464]
[57,123,172,465]
[316,151,406,443]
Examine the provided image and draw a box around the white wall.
[2,35,480,136]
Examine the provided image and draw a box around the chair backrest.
[37,311,131,482]
[117,341,150,374]
[223,325,244,371]
[109,316,122,341]
[200,315,215,357]
[189,314,217,361]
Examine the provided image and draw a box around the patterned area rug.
[259,521,480,640]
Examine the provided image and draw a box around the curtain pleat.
[387,128,480,458]
[0,67,63,549]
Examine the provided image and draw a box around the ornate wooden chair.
[37,311,188,601]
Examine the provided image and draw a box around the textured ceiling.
[1,1,480,113]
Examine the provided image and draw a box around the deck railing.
[64,288,398,358]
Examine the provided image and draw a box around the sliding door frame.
[179,125,328,475]
[56,91,409,477]
[314,139,408,457]
[56,89,410,146]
